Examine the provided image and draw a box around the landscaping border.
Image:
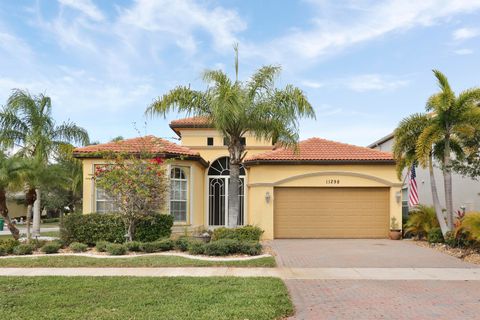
[0,251,273,261]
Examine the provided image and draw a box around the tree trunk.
[25,188,37,243]
[227,140,244,228]
[127,220,135,242]
[228,162,240,228]
[428,155,449,235]
[0,189,20,240]
[443,136,454,229]
[32,189,41,237]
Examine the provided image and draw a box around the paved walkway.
[270,239,480,320]
[0,227,59,236]
[1,267,480,280]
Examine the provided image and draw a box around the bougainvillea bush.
[94,153,170,241]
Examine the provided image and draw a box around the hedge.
[134,214,173,242]
[61,213,174,245]
[211,226,264,242]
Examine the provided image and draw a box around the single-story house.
[369,133,480,218]
[73,117,401,239]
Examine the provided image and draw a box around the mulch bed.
[415,240,480,265]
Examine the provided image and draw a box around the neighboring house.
[73,117,401,240]
[6,192,25,219]
[368,133,480,218]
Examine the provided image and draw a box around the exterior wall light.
[395,191,401,203]
[265,191,271,204]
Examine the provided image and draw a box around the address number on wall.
[326,179,340,185]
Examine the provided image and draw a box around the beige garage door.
[274,187,390,238]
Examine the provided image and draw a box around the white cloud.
[454,48,474,55]
[452,27,480,40]
[58,0,105,21]
[117,0,246,53]
[345,74,409,92]
[245,0,480,66]
[301,80,324,89]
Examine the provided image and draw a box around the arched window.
[208,157,245,176]
[170,167,187,222]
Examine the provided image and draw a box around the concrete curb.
[1,267,480,280]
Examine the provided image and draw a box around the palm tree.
[0,151,23,239]
[416,70,480,229]
[393,113,448,235]
[146,46,315,227]
[0,89,89,237]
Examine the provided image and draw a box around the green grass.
[0,230,60,241]
[0,255,276,267]
[0,276,292,320]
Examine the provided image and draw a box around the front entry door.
[208,177,244,226]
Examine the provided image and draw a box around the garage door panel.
[274,187,389,238]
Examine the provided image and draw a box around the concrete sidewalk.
[1,267,480,280]
[0,227,59,236]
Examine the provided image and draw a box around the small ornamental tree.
[94,154,169,241]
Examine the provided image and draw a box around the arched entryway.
[208,157,245,226]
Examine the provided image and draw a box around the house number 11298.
[326,179,340,184]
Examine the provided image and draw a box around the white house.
[369,133,480,219]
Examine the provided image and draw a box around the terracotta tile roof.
[170,116,213,128]
[73,135,200,158]
[244,137,394,164]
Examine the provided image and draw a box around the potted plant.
[389,217,402,240]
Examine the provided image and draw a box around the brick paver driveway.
[271,239,480,319]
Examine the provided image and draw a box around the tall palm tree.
[146,46,315,227]
[393,113,448,235]
[416,70,480,229]
[0,151,23,239]
[0,89,90,237]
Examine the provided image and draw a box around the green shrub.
[238,241,263,256]
[33,239,47,250]
[187,241,205,255]
[211,226,263,242]
[404,205,439,239]
[106,243,127,255]
[204,239,240,256]
[0,246,6,256]
[427,228,444,244]
[459,212,480,241]
[126,241,143,252]
[41,242,62,254]
[61,213,174,245]
[0,239,20,254]
[95,241,109,252]
[61,213,125,245]
[174,236,190,252]
[13,244,34,255]
[134,214,174,242]
[140,239,174,253]
[69,242,88,253]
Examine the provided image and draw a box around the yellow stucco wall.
[177,128,272,163]
[6,200,25,218]
[81,159,206,230]
[246,164,402,239]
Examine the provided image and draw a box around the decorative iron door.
[207,157,245,226]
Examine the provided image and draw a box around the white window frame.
[170,167,188,223]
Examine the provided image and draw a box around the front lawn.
[0,255,276,267]
[0,276,292,320]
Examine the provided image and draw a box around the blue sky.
[0,0,479,146]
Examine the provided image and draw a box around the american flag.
[408,163,419,207]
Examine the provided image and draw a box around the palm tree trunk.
[0,189,20,240]
[228,141,243,228]
[228,162,240,228]
[428,155,449,235]
[25,188,37,243]
[443,136,454,229]
[32,189,41,237]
